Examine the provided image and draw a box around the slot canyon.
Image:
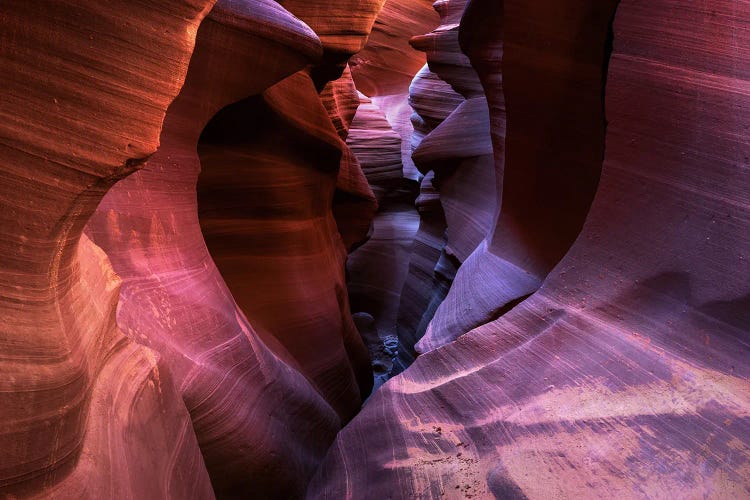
[0,0,748,498]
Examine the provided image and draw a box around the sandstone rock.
[310,0,750,497]
[197,69,373,422]
[322,67,380,250]
[0,0,216,496]
[345,95,420,389]
[418,0,615,352]
[349,0,439,182]
[396,0,497,358]
[5,1,749,498]
[343,2,442,384]
[86,2,349,496]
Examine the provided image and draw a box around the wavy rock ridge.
[2,0,749,498]
[312,0,750,497]
[2,0,386,496]
[0,1,216,497]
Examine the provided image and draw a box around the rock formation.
[0,0,216,497]
[2,0,749,498]
[84,2,352,496]
[345,94,420,388]
[415,0,616,354]
[390,0,498,370]
[311,0,750,497]
[350,0,437,180]
[343,0,441,386]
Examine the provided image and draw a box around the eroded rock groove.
[1,0,748,498]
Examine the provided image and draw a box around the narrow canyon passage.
[0,0,748,499]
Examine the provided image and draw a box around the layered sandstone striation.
[393,66,463,372]
[311,0,750,497]
[393,0,497,367]
[84,2,346,496]
[85,0,386,496]
[342,0,441,384]
[0,0,216,497]
[345,94,420,387]
[414,0,617,354]
[318,66,380,252]
[350,0,438,181]
[197,70,375,422]
[3,0,749,498]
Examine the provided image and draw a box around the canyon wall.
[0,1,216,497]
[1,0,387,497]
[2,0,749,498]
[343,0,439,386]
[392,0,497,371]
[311,0,750,497]
[86,0,388,496]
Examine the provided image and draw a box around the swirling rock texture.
[324,67,380,251]
[85,2,353,497]
[345,94,420,388]
[197,71,375,422]
[393,67,464,373]
[4,0,750,498]
[343,0,441,386]
[312,0,750,498]
[350,0,438,181]
[85,0,388,496]
[392,0,498,371]
[416,0,616,355]
[0,0,217,497]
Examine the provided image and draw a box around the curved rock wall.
[342,0,441,386]
[350,0,438,181]
[410,0,496,265]
[321,66,379,252]
[84,0,389,496]
[85,2,354,496]
[3,0,749,498]
[345,94,420,388]
[198,69,375,421]
[311,0,750,497]
[393,0,497,367]
[417,0,616,353]
[0,0,216,497]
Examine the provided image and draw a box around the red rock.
[85,2,349,496]
[343,1,443,384]
[418,0,615,352]
[0,0,215,496]
[395,0,499,360]
[311,0,750,497]
[197,69,373,420]
[351,0,438,181]
[323,67,380,251]
[5,0,750,497]
[350,0,437,97]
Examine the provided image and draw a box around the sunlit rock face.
[0,0,216,497]
[85,2,354,496]
[3,0,750,497]
[311,0,750,498]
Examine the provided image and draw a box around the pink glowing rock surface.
[0,0,216,497]
[311,0,750,497]
[1,0,749,498]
